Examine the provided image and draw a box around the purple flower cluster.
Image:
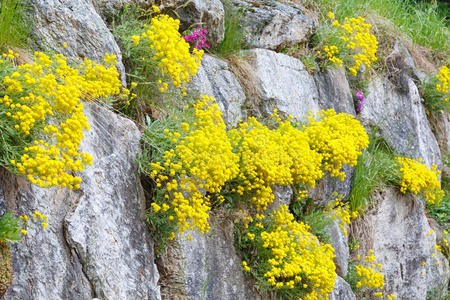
[183,28,210,50]
[354,90,365,113]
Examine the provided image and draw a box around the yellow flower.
[396,157,444,205]
[152,5,160,13]
[151,203,161,212]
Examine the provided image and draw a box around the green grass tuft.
[348,130,400,212]
[0,0,30,51]
[0,212,22,243]
[420,76,450,112]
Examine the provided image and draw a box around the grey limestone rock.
[0,102,161,300]
[314,67,356,116]
[429,110,450,155]
[329,275,356,300]
[179,214,260,300]
[309,165,355,206]
[360,76,441,168]
[231,0,317,50]
[358,187,449,299]
[28,0,125,81]
[91,0,149,20]
[190,54,247,126]
[245,48,320,121]
[327,219,349,278]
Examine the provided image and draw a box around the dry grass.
[226,53,262,118]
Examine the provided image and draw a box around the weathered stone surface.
[357,187,449,299]
[309,165,355,206]
[91,0,148,20]
[360,76,441,168]
[245,48,320,121]
[179,214,260,300]
[190,54,246,126]
[272,185,293,208]
[329,275,356,300]
[314,67,356,116]
[0,170,93,300]
[0,102,160,300]
[64,103,160,300]
[429,110,450,155]
[161,0,225,47]
[327,219,349,278]
[231,0,317,50]
[29,0,125,80]
[387,40,428,84]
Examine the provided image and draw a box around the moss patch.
[0,241,12,297]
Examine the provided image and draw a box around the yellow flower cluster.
[355,251,385,293]
[396,157,444,205]
[436,65,449,101]
[260,205,336,297]
[328,13,378,76]
[325,194,357,236]
[147,100,369,296]
[305,109,369,180]
[134,14,203,92]
[2,51,122,188]
[324,45,343,67]
[149,95,239,236]
[228,113,323,211]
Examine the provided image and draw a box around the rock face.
[245,48,320,120]
[429,111,450,155]
[329,276,356,300]
[231,0,317,50]
[0,102,160,300]
[179,214,259,300]
[357,188,449,299]
[313,67,356,116]
[28,0,125,79]
[327,219,349,278]
[91,0,147,20]
[190,54,246,126]
[360,76,441,168]
[161,0,225,47]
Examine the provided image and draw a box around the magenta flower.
[183,27,210,50]
[354,90,365,113]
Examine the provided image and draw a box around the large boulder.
[161,0,225,47]
[190,54,246,126]
[360,76,441,168]
[178,214,260,300]
[0,102,161,300]
[28,0,125,80]
[244,48,320,121]
[230,0,317,50]
[356,187,449,299]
